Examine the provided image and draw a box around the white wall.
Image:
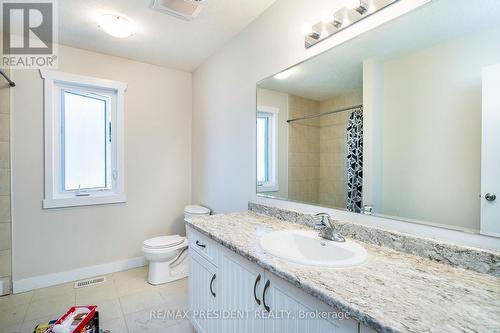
[11,45,192,283]
[192,0,500,250]
[379,28,500,232]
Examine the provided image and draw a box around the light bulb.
[346,0,360,9]
[321,11,333,24]
[301,23,312,36]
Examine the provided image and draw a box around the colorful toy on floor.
[33,306,99,333]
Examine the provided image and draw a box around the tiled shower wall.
[0,69,11,295]
[288,95,320,203]
[287,90,362,209]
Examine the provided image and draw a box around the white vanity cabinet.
[218,247,265,333]
[187,226,361,333]
[263,272,359,333]
[189,249,218,333]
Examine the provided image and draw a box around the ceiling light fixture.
[274,68,296,80]
[97,14,136,38]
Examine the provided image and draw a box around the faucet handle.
[313,213,331,228]
[313,213,345,242]
[314,223,327,230]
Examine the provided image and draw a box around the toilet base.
[147,255,188,285]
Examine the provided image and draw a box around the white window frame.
[257,105,279,193]
[40,69,127,209]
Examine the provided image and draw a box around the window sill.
[257,185,279,193]
[43,194,126,209]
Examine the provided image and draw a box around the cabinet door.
[262,272,359,333]
[219,247,265,333]
[189,250,218,333]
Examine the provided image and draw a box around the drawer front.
[187,226,218,265]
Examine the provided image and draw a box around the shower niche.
[256,0,500,237]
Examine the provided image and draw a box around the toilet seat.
[184,205,211,215]
[143,235,185,250]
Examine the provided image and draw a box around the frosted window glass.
[63,91,107,191]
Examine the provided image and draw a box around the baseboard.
[0,277,12,295]
[12,256,147,294]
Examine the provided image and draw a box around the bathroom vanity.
[186,224,364,333]
[185,205,500,333]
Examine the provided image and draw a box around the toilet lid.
[143,235,185,249]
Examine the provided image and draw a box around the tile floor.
[0,267,195,333]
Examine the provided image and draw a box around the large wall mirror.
[256,0,500,237]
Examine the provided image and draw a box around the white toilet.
[142,205,211,285]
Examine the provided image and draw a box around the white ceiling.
[259,0,500,101]
[59,0,276,72]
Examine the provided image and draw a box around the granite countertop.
[185,211,500,333]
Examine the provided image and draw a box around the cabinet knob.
[485,193,496,202]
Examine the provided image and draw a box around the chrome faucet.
[313,213,345,242]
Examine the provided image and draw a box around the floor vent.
[74,276,107,289]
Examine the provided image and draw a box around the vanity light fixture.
[304,0,399,48]
[347,0,369,15]
[97,14,136,38]
[301,23,321,41]
[332,15,344,29]
[321,11,343,29]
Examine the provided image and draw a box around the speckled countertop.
[185,211,500,333]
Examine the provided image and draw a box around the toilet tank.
[184,205,211,220]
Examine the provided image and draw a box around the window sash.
[257,111,276,188]
[61,89,112,193]
[53,83,118,198]
[257,114,271,184]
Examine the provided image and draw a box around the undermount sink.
[260,229,368,268]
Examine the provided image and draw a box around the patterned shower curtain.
[346,109,363,213]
